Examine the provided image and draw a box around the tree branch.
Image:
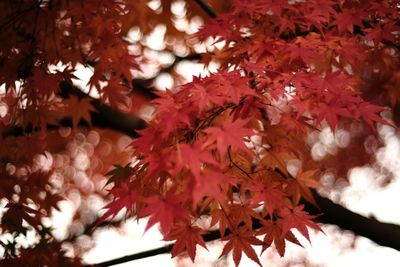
[3,57,399,267]
[194,0,217,19]
[16,81,396,267]
[33,83,398,267]
[2,81,149,139]
[91,191,400,266]
[304,191,400,250]
[2,52,202,139]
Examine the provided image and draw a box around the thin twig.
[194,0,217,19]
[227,146,252,179]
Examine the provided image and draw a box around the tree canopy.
[0,0,399,266]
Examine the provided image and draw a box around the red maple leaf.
[158,105,192,136]
[203,117,253,156]
[139,191,189,235]
[286,42,316,65]
[101,77,131,110]
[279,205,322,242]
[189,77,226,114]
[207,70,257,104]
[173,142,218,179]
[220,226,263,267]
[246,181,286,217]
[131,126,163,154]
[192,168,232,204]
[315,102,352,131]
[64,95,95,127]
[165,221,207,262]
[229,203,263,230]
[355,102,389,128]
[210,208,231,237]
[29,69,61,97]
[97,184,139,225]
[332,8,362,33]
[259,220,302,257]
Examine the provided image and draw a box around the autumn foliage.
[0,0,399,266]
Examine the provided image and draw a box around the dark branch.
[91,190,400,266]
[19,79,397,267]
[93,228,222,267]
[2,81,149,139]
[2,52,203,139]
[94,245,174,267]
[194,0,217,19]
[304,191,400,250]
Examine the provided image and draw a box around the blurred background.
[0,1,400,266]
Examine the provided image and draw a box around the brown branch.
[2,52,203,139]
[33,83,398,267]
[91,190,400,266]
[16,82,396,267]
[194,0,217,19]
[93,244,174,267]
[304,191,400,250]
[2,81,149,139]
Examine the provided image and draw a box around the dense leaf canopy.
[0,0,399,266]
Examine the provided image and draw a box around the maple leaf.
[165,221,207,262]
[259,151,289,176]
[188,77,226,114]
[246,181,286,217]
[194,14,238,43]
[229,203,263,230]
[28,69,60,98]
[139,191,189,235]
[192,169,232,204]
[130,126,162,153]
[143,149,172,177]
[263,222,285,257]
[309,71,353,94]
[277,16,296,34]
[2,203,42,233]
[332,8,362,33]
[203,117,253,156]
[97,182,139,225]
[291,169,320,206]
[101,77,131,111]
[279,205,322,242]
[286,42,316,65]
[355,102,389,128]
[315,102,351,131]
[259,220,302,257]
[158,105,193,136]
[1,0,399,264]
[110,53,139,81]
[337,40,367,66]
[210,208,231,237]
[104,163,134,186]
[365,22,400,46]
[260,0,293,16]
[220,226,263,267]
[213,71,257,104]
[64,95,95,128]
[305,0,335,27]
[173,143,218,179]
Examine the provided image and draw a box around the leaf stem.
[227,146,252,179]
